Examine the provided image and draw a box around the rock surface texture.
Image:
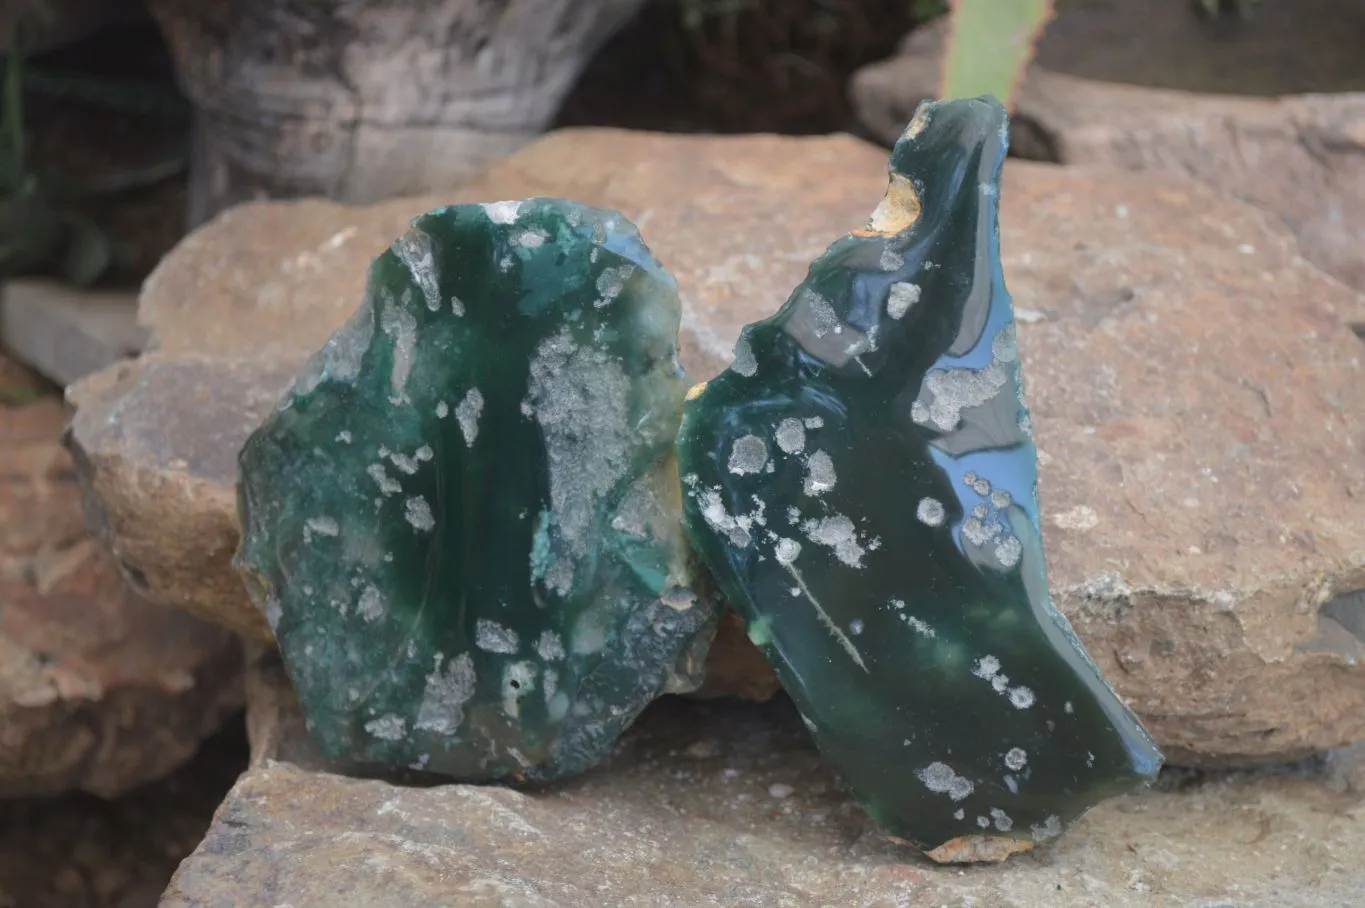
[236,200,716,781]
[852,2,1365,292]
[66,127,1365,765]
[0,389,242,797]
[162,690,1365,908]
[677,98,1159,853]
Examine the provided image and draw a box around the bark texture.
[144,0,646,223]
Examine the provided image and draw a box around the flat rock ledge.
[161,695,1365,908]
[1,396,243,797]
[66,127,1365,765]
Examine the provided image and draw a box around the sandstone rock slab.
[1,396,243,797]
[162,693,1365,908]
[852,2,1365,293]
[67,127,1365,764]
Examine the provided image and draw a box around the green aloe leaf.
[940,0,1054,106]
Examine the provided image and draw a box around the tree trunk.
[144,0,646,225]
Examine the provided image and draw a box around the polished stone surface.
[676,98,1162,853]
[236,200,716,783]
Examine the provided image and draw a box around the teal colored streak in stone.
[676,97,1162,853]
[236,200,717,783]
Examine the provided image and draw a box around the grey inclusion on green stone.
[676,97,1162,853]
[235,199,718,783]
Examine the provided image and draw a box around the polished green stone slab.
[236,199,717,783]
[675,97,1162,854]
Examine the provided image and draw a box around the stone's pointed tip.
[923,835,1034,864]
[889,96,1011,182]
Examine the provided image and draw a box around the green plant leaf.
[939,0,1054,106]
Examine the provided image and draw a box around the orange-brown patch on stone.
[866,173,922,236]
[924,835,1034,864]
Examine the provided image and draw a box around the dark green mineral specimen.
[675,97,1162,855]
[236,199,717,783]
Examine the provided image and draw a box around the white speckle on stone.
[919,762,974,801]
[405,496,435,532]
[916,497,945,527]
[379,303,418,399]
[1015,307,1047,323]
[803,450,837,497]
[698,489,753,549]
[991,808,1014,832]
[595,264,635,306]
[476,619,520,654]
[731,335,757,377]
[456,388,484,447]
[774,418,806,454]
[1052,505,1100,531]
[802,289,842,337]
[436,400,449,419]
[728,435,769,475]
[415,445,434,462]
[974,655,1001,679]
[535,631,565,662]
[483,200,522,224]
[365,714,406,740]
[388,449,422,475]
[450,296,464,316]
[992,674,1010,693]
[336,430,353,443]
[514,227,549,248]
[991,324,1018,364]
[849,619,865,635]
[887,282,921,319]
[880,244,904,272]
[996,535,1023,569]
[802,514,865,568]
[415,653,476,734]
[912,360,1010,432]
[357,585,386,622]
[990,489,1013,509]
[775,538,802,565]
[1004,747,1028,771]
[1032,815,1064,842]
[1009,686,1036,709]
[904,614,935,637]
[953,808,965,820]
[962,516,1000,547]
[804,417,824,429]
[502,660,538,717]
[768,783,795,799]
[542,667,558,704]
[1005,774,1019,794]
[368,463,402,496]
[263,591,282,631]
[393,228,441,312]
[572,619,606,656]
[306,516,339,538]
[1065,701,1075,714]
[1237,243,1256,255]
